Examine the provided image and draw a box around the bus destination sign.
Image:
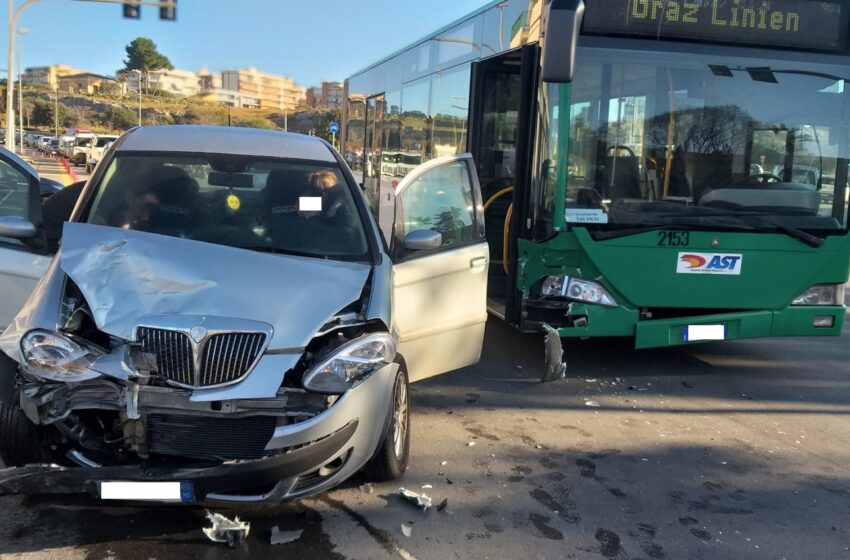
[582,0,849,53]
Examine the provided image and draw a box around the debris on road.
[270,527,303,545]
[437,498,449,511]
[402,523,413,537]
[541,324,567,382]
[585,400,601,407]
[359,482,374,494]
[421,484,433,489]
[467,441,477,447]
[202,511,250,548]
[399,487,433,511]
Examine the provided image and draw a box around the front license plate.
[682,324,726,342]
[100,481,195,502]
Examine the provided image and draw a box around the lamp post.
[18,27,27,153]
[131,69,142,126]
[6,0,39,152]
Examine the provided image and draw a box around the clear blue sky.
[6,0,491,86]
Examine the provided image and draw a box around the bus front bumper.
[553,305,846,349]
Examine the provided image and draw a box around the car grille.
[137,327,266,388]
[146,414,277,460]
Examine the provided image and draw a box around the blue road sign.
[328,121,340,134]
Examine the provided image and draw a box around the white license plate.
[100,481,194,502]
[682,324,726,342]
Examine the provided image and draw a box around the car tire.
[364,363,410,482]
[0,356,46,466]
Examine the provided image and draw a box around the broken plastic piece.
[585,400,600,407]
[399,487,432,511]
[359,482,374,494]
[541,324,566,382]
[467,441,476,447]
[202,511,250,548]
[270,526,303,545]
[401,523,413,537]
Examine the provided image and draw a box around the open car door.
[0,147,51,329]
[391,154,488,382]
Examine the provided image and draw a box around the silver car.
[0,126,489,503]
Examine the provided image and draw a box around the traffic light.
[160,0,176,21]
[122,1,140,19]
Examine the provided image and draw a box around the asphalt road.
[2,300,849,560]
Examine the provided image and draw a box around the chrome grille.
[138,327,194,386]
[200,333,266,386]
[136,327,266,388]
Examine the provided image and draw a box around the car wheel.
[0,356,47,466]
[364,364,410,481]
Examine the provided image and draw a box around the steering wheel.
[739,173,783,187]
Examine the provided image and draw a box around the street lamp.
[6,0,40,152]
[18,27,28,153]
[131,69,142,127]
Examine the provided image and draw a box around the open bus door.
[467,44,539,326]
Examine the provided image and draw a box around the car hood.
[55,223,371,350]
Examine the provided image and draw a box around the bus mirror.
[541,0,585,83]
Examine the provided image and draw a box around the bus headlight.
[792,284,845,306]
[302,333,395,394]
[539,275,617,307]
[21,330,103,382]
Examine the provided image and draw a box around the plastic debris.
[421,484,433,489]
[585,400,601,407]
[467,441,476,447]
[202,511,250,548]
[359,482,374,494]
[399,487,432,511]
[440,460,448,466]
[541,324,567,382]
[270,527,303,545]
[585,378,597,383]
[402,523,413,537]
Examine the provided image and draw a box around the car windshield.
[85,154,370,261]
[95,137,116,147]
[557,46,850,233]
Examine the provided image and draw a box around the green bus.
[342,0,850,351]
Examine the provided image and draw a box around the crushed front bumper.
[0,362,399,502]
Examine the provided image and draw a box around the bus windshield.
[559,46,850,234]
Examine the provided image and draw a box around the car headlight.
[302,333,395,394]
[21,330,103,382]
[539,275,617,307]
[792,284,845,306]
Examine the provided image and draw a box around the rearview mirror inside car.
[208,171,255,188]
[403,229,442,251]
[0,216,37,239]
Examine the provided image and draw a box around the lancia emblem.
[189,326,207,343]
[711,238,720,248]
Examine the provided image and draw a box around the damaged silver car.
[0,125,488,502]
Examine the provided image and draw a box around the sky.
[4,0,492,86]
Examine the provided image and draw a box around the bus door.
[363,93,395,243]
[468,44,538,324]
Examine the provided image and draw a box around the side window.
[398,161,476,255]
[0,160,31,246]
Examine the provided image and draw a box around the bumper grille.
[137,327,266,388]
[146,414,277,460]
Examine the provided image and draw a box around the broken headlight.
[302,333,395,394]
[539,275,617,307]
[791,284,845,306]
[21,330,103,382]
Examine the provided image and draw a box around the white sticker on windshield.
[565,208,608,224]
[299,197,322,211]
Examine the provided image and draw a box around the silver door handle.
[470,257,487,268]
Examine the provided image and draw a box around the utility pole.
[53,86,58,138]
[132,69,142,126]
[18,28,27,152]
[6,0,39,152]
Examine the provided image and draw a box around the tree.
[30,99,73,130]
[122,37,174,94]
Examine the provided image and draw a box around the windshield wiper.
[237,246,328,259]
[746,217,823,248]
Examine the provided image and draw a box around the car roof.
[117,125,336,162]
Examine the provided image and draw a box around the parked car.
[0,125,488,503]
[85,134,119,173]
[37,137,54,153]
[47,139,61,155]
[69,134,94,165]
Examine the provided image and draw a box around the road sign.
[328,121,340,134]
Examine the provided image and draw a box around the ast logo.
[677,252,742,275]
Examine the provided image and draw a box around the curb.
[61,157,80,184]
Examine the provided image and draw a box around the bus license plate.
[100,481,195,502]
[682,324,726,342]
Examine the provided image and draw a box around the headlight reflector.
[302,333,395,394]
[791,284,844,306]
[539,275,617,307]
[21,330,102,382]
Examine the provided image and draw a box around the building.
[24,65,91,89]
[56,73,123,95]
[123,68,201,97]
[221,67,305,111]
[307,81,344,109]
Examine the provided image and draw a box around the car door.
[391,154,488,382]
[0,147,52,328]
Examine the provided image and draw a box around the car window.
[398,161,476,251]
[85,154,370,262]
[0,159,31,246]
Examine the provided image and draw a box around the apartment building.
[221,67,305,111]
[24,65,91,89]
[124,68,201,97]
[307,81,343,109]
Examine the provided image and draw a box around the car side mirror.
[0,216,37,239]
[404,229,442,251]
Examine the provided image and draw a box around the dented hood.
[56,223,371,349]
